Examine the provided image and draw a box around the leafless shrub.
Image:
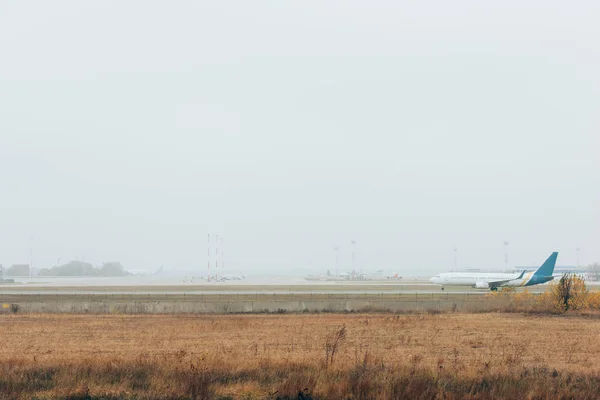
[555,273,588,311]
[324,325,347,367]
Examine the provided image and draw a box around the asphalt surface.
[1,275,597,296]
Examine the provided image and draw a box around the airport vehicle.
[429,252,558,291]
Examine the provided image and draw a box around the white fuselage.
[430,271,535,288]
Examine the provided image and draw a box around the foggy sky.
[1,1,598,276]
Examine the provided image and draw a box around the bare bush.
[553,273,588,311]
[324,325,347,367]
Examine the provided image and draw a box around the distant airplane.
[216,274,246,282]
[429,252,558,291]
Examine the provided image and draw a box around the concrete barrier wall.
[1,298,504,314]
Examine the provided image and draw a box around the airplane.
[429,252,558,291]
[216,274,246,282]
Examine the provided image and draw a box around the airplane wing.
[487,271,526,288]
[487,279,512,288]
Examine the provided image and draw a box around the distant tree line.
[3,264,29,276]
[38,261,130,277]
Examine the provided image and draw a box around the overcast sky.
[1,1,598,276]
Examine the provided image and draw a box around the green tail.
[534,252,558,277]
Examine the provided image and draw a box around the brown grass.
[1,313,600,399]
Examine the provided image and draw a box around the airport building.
[512,265,598,281]
[512,265,577,273]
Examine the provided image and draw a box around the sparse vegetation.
[1,313,599,399]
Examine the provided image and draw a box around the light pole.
[207,234,211,282]
[29,236,34,278]
[453,248,457,272]
[216,234,219,281]
[504,241,509,271]
[334,246,340,277]
[351,241,356,273]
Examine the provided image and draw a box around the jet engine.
[474,282,489,289]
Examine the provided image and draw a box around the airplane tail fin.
[534,252,558,277]
[516,270,526,279]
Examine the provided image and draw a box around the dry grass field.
[1,313,600,399]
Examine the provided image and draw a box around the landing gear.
[441,286,445,291]
[490,287,498,292]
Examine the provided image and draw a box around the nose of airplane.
[429,276,436,283]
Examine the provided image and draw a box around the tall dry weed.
[324,325,347,367]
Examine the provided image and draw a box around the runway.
[0,289,490,295]
[2,277,596,314]
[1,275,596,298]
